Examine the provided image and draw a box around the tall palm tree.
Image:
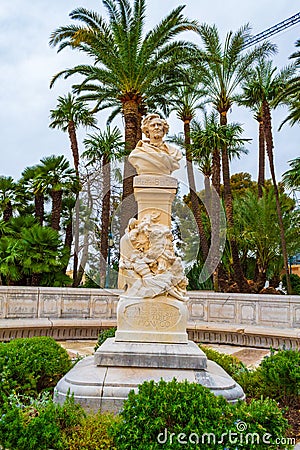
[49,0,200,235]
[49,93,97,177]
[238,59,296,197]
[240,59,295,294]
[195,23,274,292]
[83,126,123,286]
[168,73,209,259]
[19,165,46,225]
[35,155,78,232]
[191,114,249,290]
[49,93,96,284]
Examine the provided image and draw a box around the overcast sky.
[0,1,299,191]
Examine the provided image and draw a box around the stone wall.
[0,287,300,348]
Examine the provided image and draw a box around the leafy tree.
[282,157,300,193]
[0,216,70,286]
[35,155,78,231]
[19,165,46,225]
[83,126,123,286]
[191,115,249,290]
[168,73,208,260]
[234,188,299,285]
[195,23,273,292]
[49,93,96,177]
[49,0,200,235]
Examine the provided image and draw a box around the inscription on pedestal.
[134,175,177,188]
[124,302,180,330]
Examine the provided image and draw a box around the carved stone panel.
[61,295,90,318]
[259,305,289,325]
[6,293,38,318]
[116,295,188,343]
[190,302,205,319]
[39,294,61,317]
[240,304,256,323]
[209,303,236,322]
[91,297,109,318]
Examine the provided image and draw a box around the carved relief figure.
[129,113,182,175]
[118,213,188,301]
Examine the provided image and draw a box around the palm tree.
[83,126,123,286]
[234,188,299,287]
[35,155,78,231]
[195,23,274,292]
[49,93,97,177]
[239,59,296,197]
[241,59,295,294]
[282,157,300,193]
[49,93,97,284]
[191,114,249,290]
[0,216,70,286]
[49,0,200,234]
[168,73,209,259]
[19,165,46,225]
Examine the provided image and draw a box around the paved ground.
[58,339,271,367]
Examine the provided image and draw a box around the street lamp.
[105,231,114,288]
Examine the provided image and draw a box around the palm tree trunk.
[3,201,12,222]
[262,100,292,295]
[68,121,80,177]
[100,154,111,287]
[220,113,250,293]
[67,122,80,287]
[211,147,221,290]
[257,119,265,198]
[51,190,62,231]
[184,120,209,260]
[34,193,44,225]
[120,99,139,237]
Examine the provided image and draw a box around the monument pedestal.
[54,337,245,413]
[54,120,245,413]
[54,298,245,413]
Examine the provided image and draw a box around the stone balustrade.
[0,287,299,348]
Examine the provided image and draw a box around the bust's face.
[148,118,165,141]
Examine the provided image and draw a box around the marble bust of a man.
[129,113,182,175]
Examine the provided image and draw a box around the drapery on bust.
[129,113,182,175]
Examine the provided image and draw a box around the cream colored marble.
[129,114,182,176]
[118,212,188,301]
[115,295,188,343]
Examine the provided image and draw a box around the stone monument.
[54,113,244,412]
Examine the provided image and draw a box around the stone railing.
[0,287,299,348]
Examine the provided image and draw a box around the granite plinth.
[94,338,207,369]
[54,355,245,413]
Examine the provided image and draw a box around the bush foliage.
[111,378,291,449]
[0,336,72,404]
[95,327,117,351]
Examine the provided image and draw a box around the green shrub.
[64,413,117,450]
[0,336,72,403]
[95,327,117,351]
[0,393,86,450]
[111,378,291,449]
[199,344,245,377]
[258,348,300,404]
